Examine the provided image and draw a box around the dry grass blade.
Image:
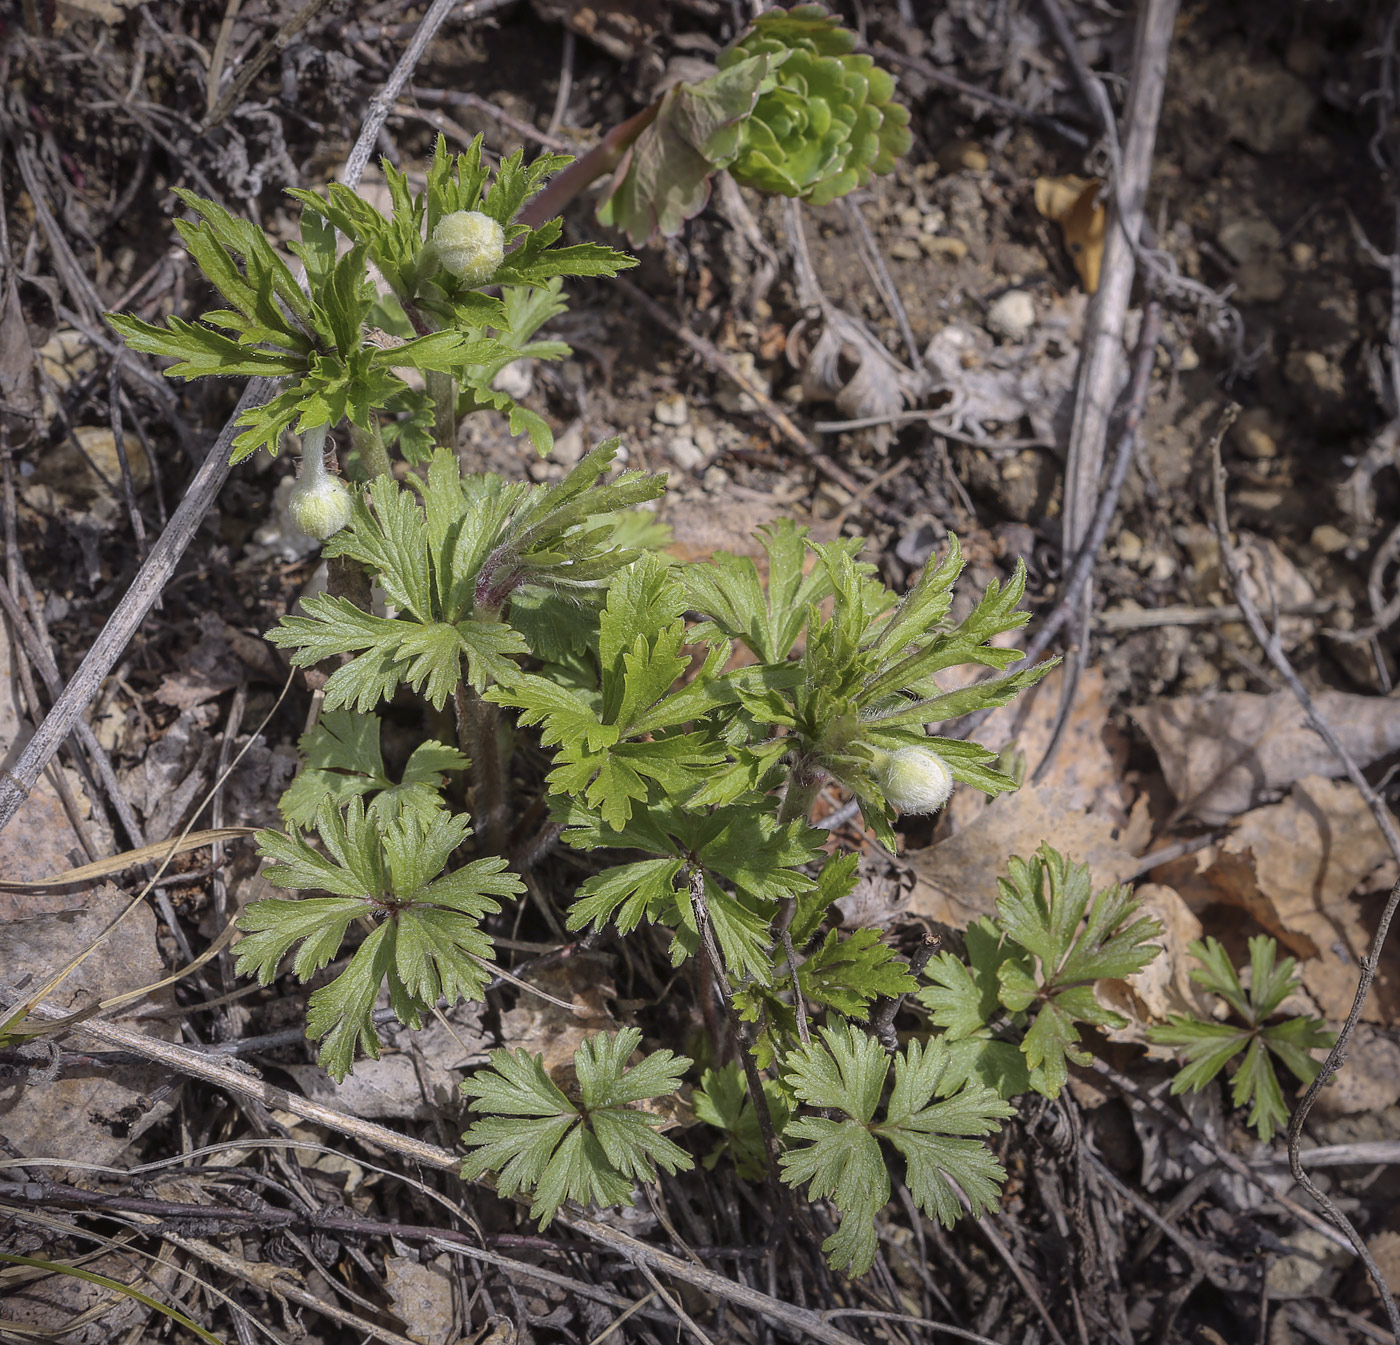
[0,828,256,891]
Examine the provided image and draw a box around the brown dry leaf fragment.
[155,615,246,710]
[907,781,1139,929]
[499,955,620,1083]
[1155,775,1398,1020]
[663,493,803,564]
[942,664,1134,834]
[530,0,661,61]
[1183,528,1317,651]
[0,884,179,1169]
[285,1003,491,1121]
[1034,175,1106,292]
[921,292,1086,441]
[0,1245,182,1344]
[1130,690,1400,825]
[385,1254,457,1345]
[1306,1026,1400,1118]
[1097,883,1213,1043]
[796,308,931,429]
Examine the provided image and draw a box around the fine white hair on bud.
[288,424,354,541]
[430,209,505,284]
[873,745,954,815]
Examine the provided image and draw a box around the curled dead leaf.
[1153,775,1399,1020]
[908,781,1141,931]
[1131,690,1400,825]
[1035,174,1106,292]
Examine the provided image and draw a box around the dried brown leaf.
[1155,775,1398,1019]
[1130,690,1400,825]
[0,885,179,1169]
[908,781,1140,930]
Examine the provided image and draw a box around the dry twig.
[0,0,470,838]
[1209,421,1400,1334]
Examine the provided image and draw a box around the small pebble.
[985,290,1036,342]
[920,235,968,261]
[653,393,689,427]
[1311,524,1350,554]
[669,432,705,473]
[888,237,921,261]
[492,359,533,400]
[1176,344,1200,371]
[1148,552,1177,582]
[1231,407,1279,459]
[1290,241,1315,268]
[1115,529,1144,564]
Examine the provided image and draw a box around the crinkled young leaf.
[693,1061,789,1180]
[797,928,916,1020]
[279,709,467,828]
[1147,936,1333,1142]
[780,1026,1011,1276]
[990,844,1161,1098]
[236,799,521,1080]
[461,1028,692,1227]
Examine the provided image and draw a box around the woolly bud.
[429,210,505,284]
[288,426,353,541]
[873,745,954,815]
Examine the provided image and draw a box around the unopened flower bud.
[288,426,353,541]
[872,745,954,815]
[429,210,505,284]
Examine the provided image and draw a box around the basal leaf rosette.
[720,4,912,206]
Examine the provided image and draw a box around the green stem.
[349,419,392,481]
[426,369,458,450]
[456,683,507,854]
[776,774,822,827]
[516,101,662,230]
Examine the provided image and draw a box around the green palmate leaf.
[106,313,303,379]
[492,552,727,828]
[682,527,1049,849]
[461,1028,692,1227]
[693,1061,789,1180]
[683,520,869,663]
[797,928,916,1020]
[1147,936,1333,1142]
[274,444,670,711]
[779,1026,1012,1276]
[788,851,860,947]
[279,708,467,827]
[235,798,522,1080]
[562,798,821,981]
[990,844,1161,1098]
[919,940,1001,1041]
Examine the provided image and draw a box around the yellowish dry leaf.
[1035,175,1106,292]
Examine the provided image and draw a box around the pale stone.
[986,290,1036,342]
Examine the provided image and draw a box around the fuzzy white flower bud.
[430,210,505,284]
[288,425,353,541]
[873,745,954,815]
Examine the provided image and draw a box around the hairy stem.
[517,101,661,230]
[349,419,392,481]
[776,771,823,827]
[457,683,507,854]
[426,369,458,450]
